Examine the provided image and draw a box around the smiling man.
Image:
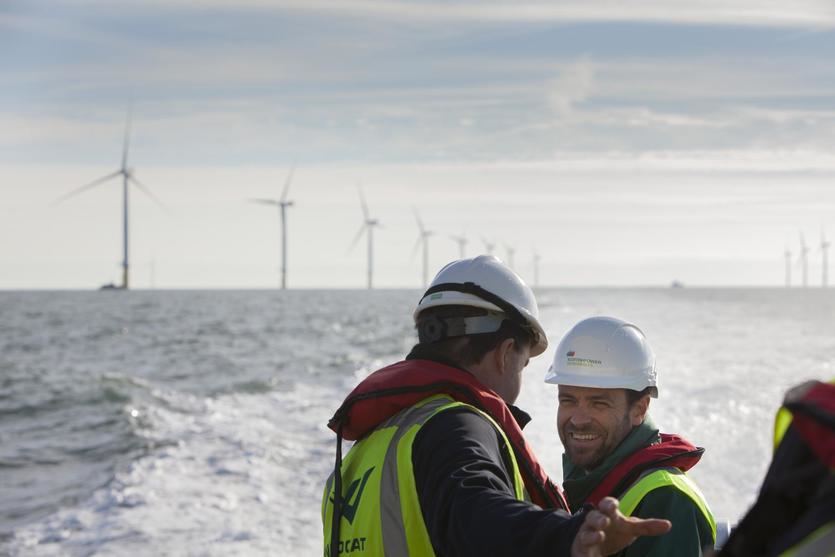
[546,316,716,556]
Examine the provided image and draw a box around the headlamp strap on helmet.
[421,281,529,330]
[417,313,506,343]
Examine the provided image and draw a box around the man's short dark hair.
[625,387,654,407]
[410,305,534,368]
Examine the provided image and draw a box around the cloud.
[546,58,594,118]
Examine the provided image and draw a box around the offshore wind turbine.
[53,111,163,290]
[251,165,296,289]
[821,228,831,288]
[450,233,467,259]
[784,247,792,288]
[505,245,516,269]
[413,208,434,288]
[349,185,379,289]
[533,249,541,289]
[482,237,496,255]
[798,232,810,288]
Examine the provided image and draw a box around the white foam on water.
[8,381,339,557]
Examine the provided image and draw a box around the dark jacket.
[326,357,584,557]
[720,380,835,557]
[563,417,714,557]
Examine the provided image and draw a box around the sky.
[3,0,835,289]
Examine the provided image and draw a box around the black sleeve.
[412,407,585,557]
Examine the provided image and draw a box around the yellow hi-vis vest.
[618,467,718,544]
[321,394,525,557]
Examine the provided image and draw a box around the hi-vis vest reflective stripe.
[618,467,717,544]
[321,394,525,557]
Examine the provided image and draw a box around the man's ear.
[494,337,516,375]
[630,395,651,426]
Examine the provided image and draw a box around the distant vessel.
[99,282,124,291]
[671,280,684,288]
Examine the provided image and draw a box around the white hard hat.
[544,316,658,396]
[413,255,548,356]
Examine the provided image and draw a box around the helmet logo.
[566,353,603,367]
[430,293,443,300]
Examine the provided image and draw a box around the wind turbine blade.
[250,198,280,206]
[357,184,370,221]
[52,170,122,205]
[129,176,167,211]
[279,164,296,203]
[348,224,366,252]
[411,235,422,258]
[413,207,425,233]
[122,107,133,171]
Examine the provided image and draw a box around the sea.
[1,288,833,556]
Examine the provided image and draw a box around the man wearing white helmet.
[322,256,670,557]
[546,316,716,556]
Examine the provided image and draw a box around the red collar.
[584,433,704,506]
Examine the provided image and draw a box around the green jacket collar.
[562,416,660,509]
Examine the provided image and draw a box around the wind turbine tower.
[450,234,467,259]
[821,229,831,288]
[413,208,434,288]
[251,166,296,289]
[533,249,541,289]
[505,245,516,269]
[799,233,810,288]
[482,238,496,256]
[784,248,792,288]
[54,111,163,290]
[349,186,380,289]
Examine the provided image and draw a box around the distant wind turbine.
[53,110,163,290]
[533,249,541,289]
[505,245,516,269]
[784,247,792,288]
[798,232,810,288]
[450,233,468,259]
[821,228,830,288]
[251,165,296,289]
[413,208,434,288]
[349,185,380,289]
[482,237,496,255]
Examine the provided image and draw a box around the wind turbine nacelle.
[367,219,379,226]
[281,201,295,208]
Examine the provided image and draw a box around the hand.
[571,497,671,557]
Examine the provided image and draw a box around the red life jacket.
[789,381,835,468]
[583,433,705,506]
[328,358,569,511]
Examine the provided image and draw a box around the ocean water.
[1,288,833,556]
